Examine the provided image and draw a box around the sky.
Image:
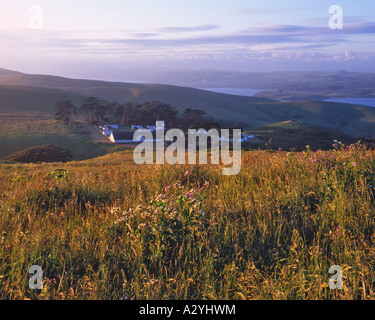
[1,0,375,80]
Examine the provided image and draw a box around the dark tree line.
[54,100,77,127]
[55,97,219,130]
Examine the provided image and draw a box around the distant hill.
[133,69,375,99]
[0,84,127,160]
[0,67,274,125]
[247,120,356,151]
[0,85,86,113]
[0,68,375,139]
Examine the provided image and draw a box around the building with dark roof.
[109,132,137,143]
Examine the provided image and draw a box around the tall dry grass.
[0,142,374,300]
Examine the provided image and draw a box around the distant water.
[199,88,375,109]
[198,88,263,97]
[324,98,375,108]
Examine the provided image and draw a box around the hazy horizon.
[1,1,375,81]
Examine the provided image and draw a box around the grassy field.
[0,142,374,300]
[0,85,130,160]
[246,121,356,151]
[2,69,375,139]
[0,113,127,160]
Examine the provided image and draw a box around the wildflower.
[173,182,182,189]
[352,162,358,167]
[184,170,192,176]
[184,192,193,199]
[278,147,283,151]
[110,207,121,215]
[114,216,126,224]
[199,181,209,191]
[164,185,171,192]
[150,279,159,285]
[138,223,147,230]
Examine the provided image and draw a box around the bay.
[199,88,375,109]
[323,98,375,108]
[198,88,262,97]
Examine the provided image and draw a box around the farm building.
[98,125,112,136]
[109,129,164,144]
[218,133,248,143]
[132,124,143,130]
[109,132,137,143]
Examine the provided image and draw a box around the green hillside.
[246,120,356,151]
[1,68,375,161]
[1,68,375,138]
[142,69,375,99]
[0,85,86,114]
[0,85,127,160]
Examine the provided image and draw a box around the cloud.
[228,6,314,16]
[249,22,375,36]
[155,24,220,33]
[1,21,375,72]
[341,22,375,34]
[130,32,160,38]
[3,21,375,50]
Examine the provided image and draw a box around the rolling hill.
[0,84,126,160]
[0,68,375,138]
[246,120,356,151]
[0,67,375,160]
[133,69,375,99]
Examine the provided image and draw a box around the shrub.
[2,144,73,163]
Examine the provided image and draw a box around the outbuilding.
[109,132,137,143]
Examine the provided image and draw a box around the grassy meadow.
[0,114,127,161]
[2,70,375,139]
[0,142,375,300]
[0,86,131,161]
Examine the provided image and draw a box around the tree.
[97,102,117,123]
[136,101,178,127]
[79,97,101,123]
[115,101,136,126]
[55,100,77,127]
[180,108,219,130]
